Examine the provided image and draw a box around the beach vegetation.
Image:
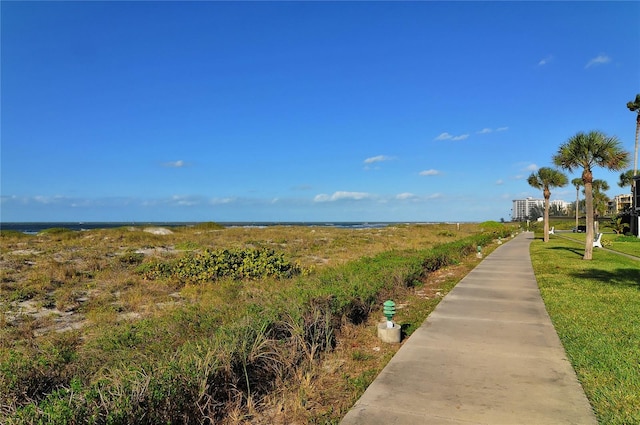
[137,247,304,283]
[0,222,517,423]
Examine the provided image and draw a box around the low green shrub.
[38,228,81,241]
[118,251,144,265]
[192,221,225,230]
[174,241,201,250]
[0,230,30,238]
[137,248,302,283]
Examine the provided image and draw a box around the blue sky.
[2,1,639,223]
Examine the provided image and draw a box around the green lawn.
[554,232,640,258]
[530,237,640,424]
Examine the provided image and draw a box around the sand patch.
[144,227,173,235]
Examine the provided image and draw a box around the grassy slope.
[0,223,514,424]
[529,236,640,424]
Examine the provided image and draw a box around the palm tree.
[618,170,634,188]
[553,131,630,259]
[527,167,568,242]
[626,94,640,178]
[571,177,583,231]
[591,179,610,233]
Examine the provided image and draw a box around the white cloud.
[496,179,504,185]
[395,192,442,201]
[34,195,55,204]
[164,160,186,168]
[496,127,508,132]
[538,55,553,66]
[435,132,468,141]
[419,169,440,176]
[364,155,393,164]
[170,195,199,206]
[396,192,416,200]
[525,164,538,171]
[585,54,611,69]
[209,197,235,205]
[314,191,372,202]
[452,134,469,141]
[477,128,492,134]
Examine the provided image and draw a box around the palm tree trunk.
[575,187,579,230]
[584,181,594,260]
[543,189,550,242]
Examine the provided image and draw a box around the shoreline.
[0,221,476,234]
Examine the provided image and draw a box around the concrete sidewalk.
[341,232,597,425]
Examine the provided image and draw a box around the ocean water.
[0,221,413,234]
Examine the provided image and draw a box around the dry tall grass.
[0,222,516,423]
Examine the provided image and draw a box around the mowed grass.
[529,237,640,424]
[554,232,640,258]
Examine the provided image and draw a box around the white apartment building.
[511,197,570,221]
[550,199,571,214]
[512,198,544,221]
[608,193,632,214]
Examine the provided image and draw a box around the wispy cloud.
[476,127,508,135]
[33,195,65,204]
[141,195,204,207]
[396,192,416,200]
[169,195,200,206]
[538,55,553,66]
[435,132,469,141]
[525,163,538,171]
[313,191,372,202]
[209,197,235,205]
[364,155,394,164]
[163,160,186,168]
[585,54,611,69]
[419,169,440,176]
[396,192,442,201]
[496,179,504,185]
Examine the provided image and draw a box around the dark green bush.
[192,221,225,230]
[0,230,30,238]
[118,251,144,265]
[39,228,74,235]
[137,248,302,283]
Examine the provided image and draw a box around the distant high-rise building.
[512,198,544,221]
[511,198,570,221]
[549,199,571,214]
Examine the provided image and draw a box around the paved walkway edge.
[340,232,597,425]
